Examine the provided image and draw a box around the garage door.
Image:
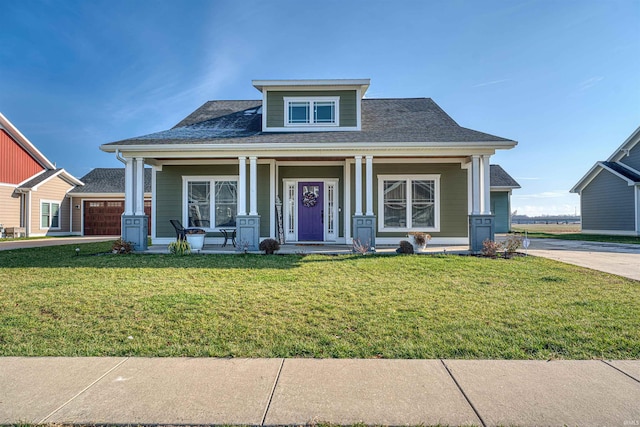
[84,200,151,235]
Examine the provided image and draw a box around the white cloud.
[578,76,604,91]
[473,79,511,88]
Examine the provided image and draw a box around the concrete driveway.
[0,236,116,251]
[521,238,640,281]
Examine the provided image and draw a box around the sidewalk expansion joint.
[440,359,486,427]
[38,357,130,423]
[261,358,285,426]
[601,360,640,384]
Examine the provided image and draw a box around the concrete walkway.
[1,358,638,426]
[523,238,640,281]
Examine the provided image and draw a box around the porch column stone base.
[236,215,260,252]
[352,215,376,250]
[122,215,148,251]
[469,214,495,254]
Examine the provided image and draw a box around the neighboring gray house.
[100,78,518,251]
[490,165,520,233]
[571,126,640,236]
[68,168,151,236]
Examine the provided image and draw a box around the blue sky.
[1,0,638,216]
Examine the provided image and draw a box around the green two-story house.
[100,79,517,251]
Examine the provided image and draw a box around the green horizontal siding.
[351,163,468,237]
[266,90,357,128]
[156,164,271,238]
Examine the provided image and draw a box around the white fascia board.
[607,125,640,162]
[0,112,56,170]
[31,169,83,191]
[490,186,520,191]
[101,140,514,156]
[571,162,636,193]
[253,79,370,92]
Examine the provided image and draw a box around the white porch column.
[238,157,247,216]
[471,155,481,215]
[365,155,374,215]
[124,158,134,215]
[134,157,145,215]
[354,156,363,215]
[482,155,492,214]
[249,156,258,215]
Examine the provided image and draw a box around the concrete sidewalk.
[1,358,639,426]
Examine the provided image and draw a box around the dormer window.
[284,97,339,127]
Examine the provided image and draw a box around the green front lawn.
[0,241,638,359]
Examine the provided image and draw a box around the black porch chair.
[169,220,187,240]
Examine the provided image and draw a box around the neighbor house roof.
[69,168,152,194]
[17,168,83,190]
[490,164,520,189]
[571,161,640,193]
[0,112,55,170]
[101,98,516,149]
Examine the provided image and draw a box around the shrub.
[503,235,523,256]
[184,228,206,235]
[396,240,414,254]
[168,240,191,256]
[259,238,280,255]
[352,239,371,255]
[112,238,133,254]
[481,239,502,257]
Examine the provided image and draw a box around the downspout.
[115,149,126,164]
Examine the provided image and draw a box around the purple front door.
[298,182,323,241]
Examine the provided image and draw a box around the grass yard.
[0,241,638,359]
[511,223,640,244]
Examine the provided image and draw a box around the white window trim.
[182,175,238,232]
[284,96,340,128]
[377,174,441,232]
[40,200,61,230]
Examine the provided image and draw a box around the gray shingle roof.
[602,161,640,183]
[18,169,63,189]
[69,168,151,194]
[103,98,515,147]
[490,164,520,188]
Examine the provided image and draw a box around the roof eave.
[607,125,640,162]
[101,139,517,154]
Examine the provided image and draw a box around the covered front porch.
[118,152,495,253]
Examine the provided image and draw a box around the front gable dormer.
[252,79,370,132]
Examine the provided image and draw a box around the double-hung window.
[378,175,440,231]
[284,97,339,126]
[183,177,238,230]
[41,201,60,229]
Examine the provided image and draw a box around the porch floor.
[145,243,469,255]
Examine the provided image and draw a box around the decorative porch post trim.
[471,155,481,215]
[124,157,134,215]
[365,155,374,215]
[135,157,145,215]
[354,155,363,215]
[482,155,491,215]
[238,156,247,216]
[249,156,258,216]
[345,159,351,242]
